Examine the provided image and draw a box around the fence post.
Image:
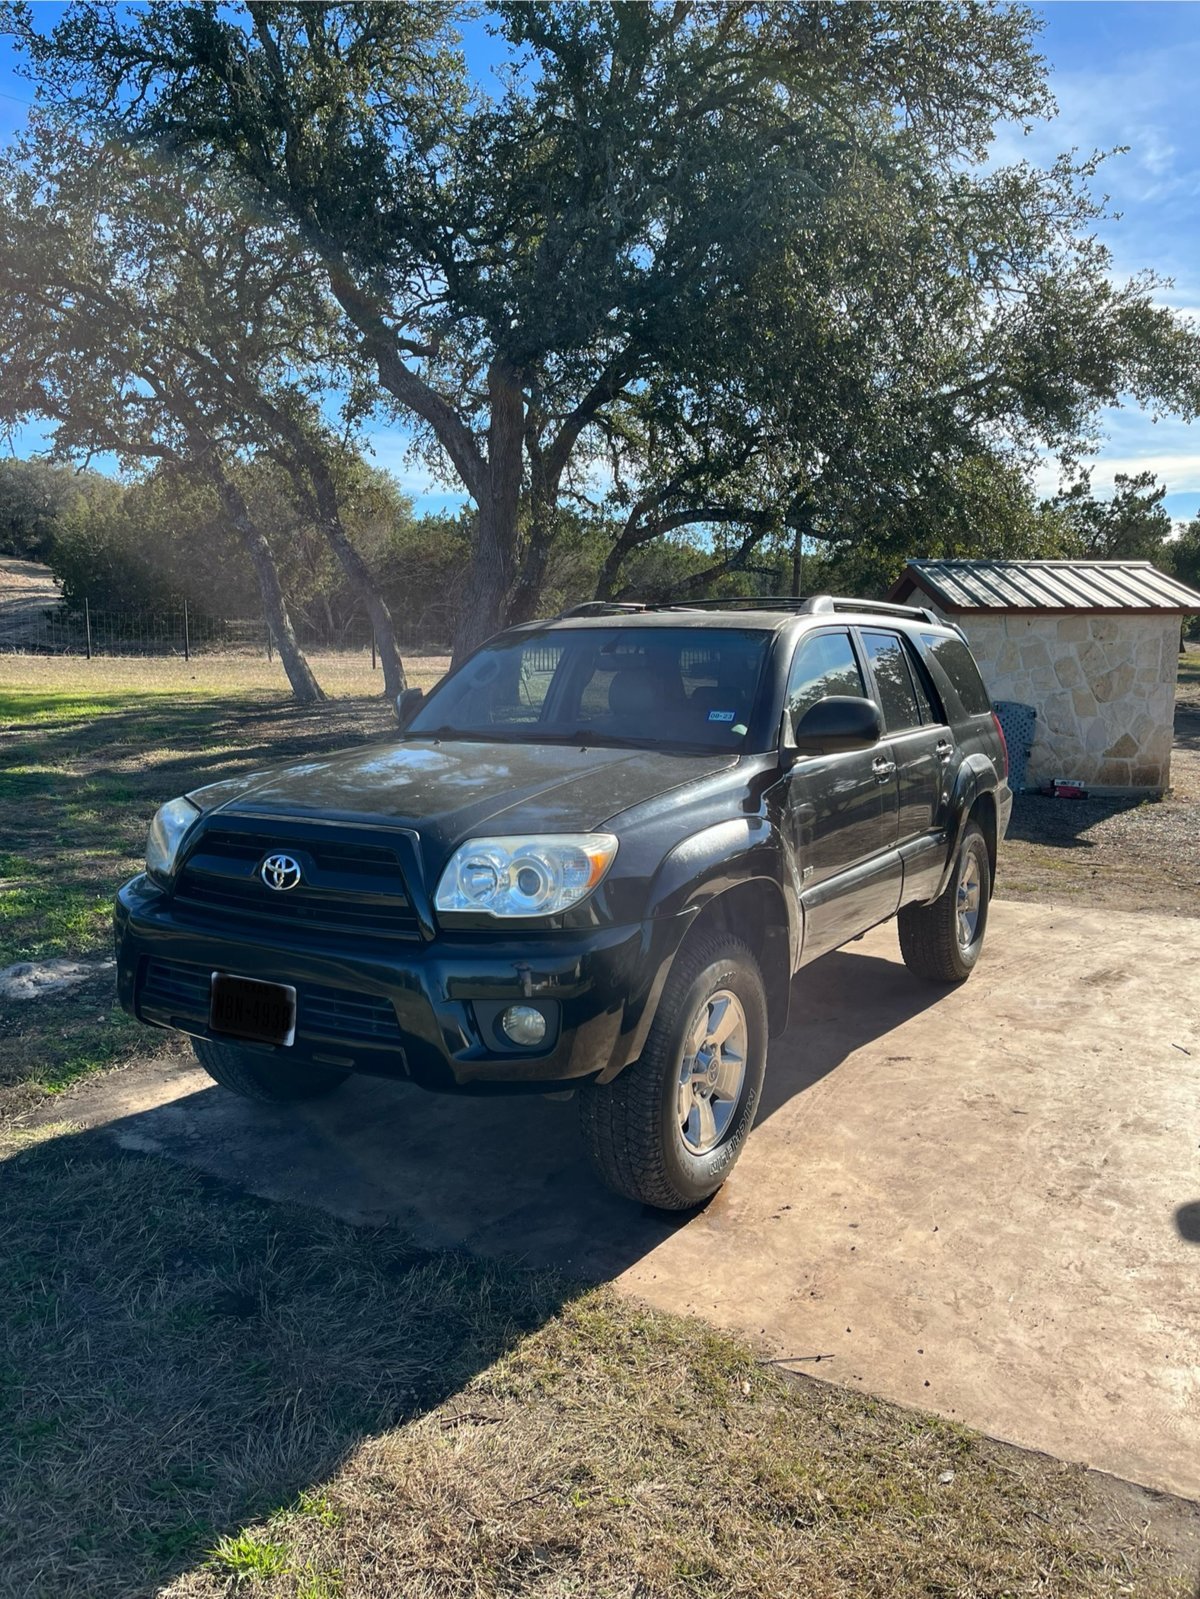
[371,630,377,670]
[183,598,190,662]
[266,625,273,663]
[84,597,92,661]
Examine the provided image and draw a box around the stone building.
[890,559,1200,792]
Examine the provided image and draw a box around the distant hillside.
[0,558,63,649]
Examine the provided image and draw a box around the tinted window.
[920,633,992,716]
[785,631,866,729]
[903,638,941,723]
[407,626,770,751]
[862,631,922,732]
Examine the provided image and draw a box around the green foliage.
[207,1528,291,1580]
[0,457,110,561]
[1169,518,1200,591]
[4,2,1200,638]
[1048,471,1174,563]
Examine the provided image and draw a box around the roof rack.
[558,600,647,617]
[553,594,943,625]
[653,594,942,624]
[819,596,942,625]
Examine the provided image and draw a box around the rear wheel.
[578,933,768,1210]
[192,1037,349,1103]
[898,820,991,983]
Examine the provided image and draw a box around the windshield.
[407,626,770,752]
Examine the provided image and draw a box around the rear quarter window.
[919,633,992,716]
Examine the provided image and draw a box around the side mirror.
[786,696,883,758]
[395,686,425,729]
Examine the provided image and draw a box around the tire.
[898,820,991,984]
[192,1037,349,1103]
[578,933,768,1211]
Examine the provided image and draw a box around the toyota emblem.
[260,852,303,891]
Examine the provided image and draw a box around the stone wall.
[924,608,1180,791]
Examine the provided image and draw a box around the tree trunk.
[259,399,410,700]
[451,361,525,663]
[304,451,407,698]
[452,495,515,661]
[506,483,558,626]
[215,473,325,704]
[594,527,640,600]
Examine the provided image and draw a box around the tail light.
[991,712,1008,779]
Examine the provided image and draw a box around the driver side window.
[785,631,867,734]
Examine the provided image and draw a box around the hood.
[191,737,736,850]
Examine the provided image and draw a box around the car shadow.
[0,938,948,1595]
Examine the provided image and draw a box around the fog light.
[500,1004,547,1046]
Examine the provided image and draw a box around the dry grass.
[1,1124,1192,1599]
[0,648,450,701]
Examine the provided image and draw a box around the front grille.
[142,959,209,1016]
[172,826,420,938]
[140,959,404,1047]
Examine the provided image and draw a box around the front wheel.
[578,933,768,1210]
[898,820,991,983]
[192,1037,349,1103]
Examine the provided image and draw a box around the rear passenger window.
[919,633,992,716]
[903,639,941,723]
[785,631,866,729]
[862,631,922,732]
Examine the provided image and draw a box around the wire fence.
[0,599,453,660]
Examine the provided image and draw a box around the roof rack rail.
[558,600,647,617]
[654,595,828,613]
[648,594,943,624]
[821,596,942,625]
[552,594,943,624]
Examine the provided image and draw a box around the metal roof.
[891,559,1200,614]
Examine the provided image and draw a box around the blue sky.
[3,3,1200,524]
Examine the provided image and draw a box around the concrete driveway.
[50,900,1200,1500]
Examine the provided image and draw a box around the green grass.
[208,1529,292,1580]
[0,1125,1190,1599]
[0,668,398,1110]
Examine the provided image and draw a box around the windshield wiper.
[538,730,717,752]
[405,726,531,743]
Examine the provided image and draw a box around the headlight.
[434,834,618,918]
[145,795,200,880]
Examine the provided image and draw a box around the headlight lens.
[145,795,200,880]
[434,834,618,918]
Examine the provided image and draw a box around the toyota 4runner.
[115,596,1011,1210]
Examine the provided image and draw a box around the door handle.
[872,756,896,781]
[935,740,954,763]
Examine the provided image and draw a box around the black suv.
[115,597,1010,1210]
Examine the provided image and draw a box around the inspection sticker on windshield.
[708,710,736,722]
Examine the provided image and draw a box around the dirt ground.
[997,647,1200,915]
[0,555,62,648]
[29,899,1200,1514]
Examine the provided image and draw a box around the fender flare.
[598,818,800,1082]
[649,816,800,968]
[934,756,998,898]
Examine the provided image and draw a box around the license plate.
[209,973,297,1047]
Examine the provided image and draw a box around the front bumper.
[115,874,691,1093]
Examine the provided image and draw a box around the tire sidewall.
[653,948,768,1205]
